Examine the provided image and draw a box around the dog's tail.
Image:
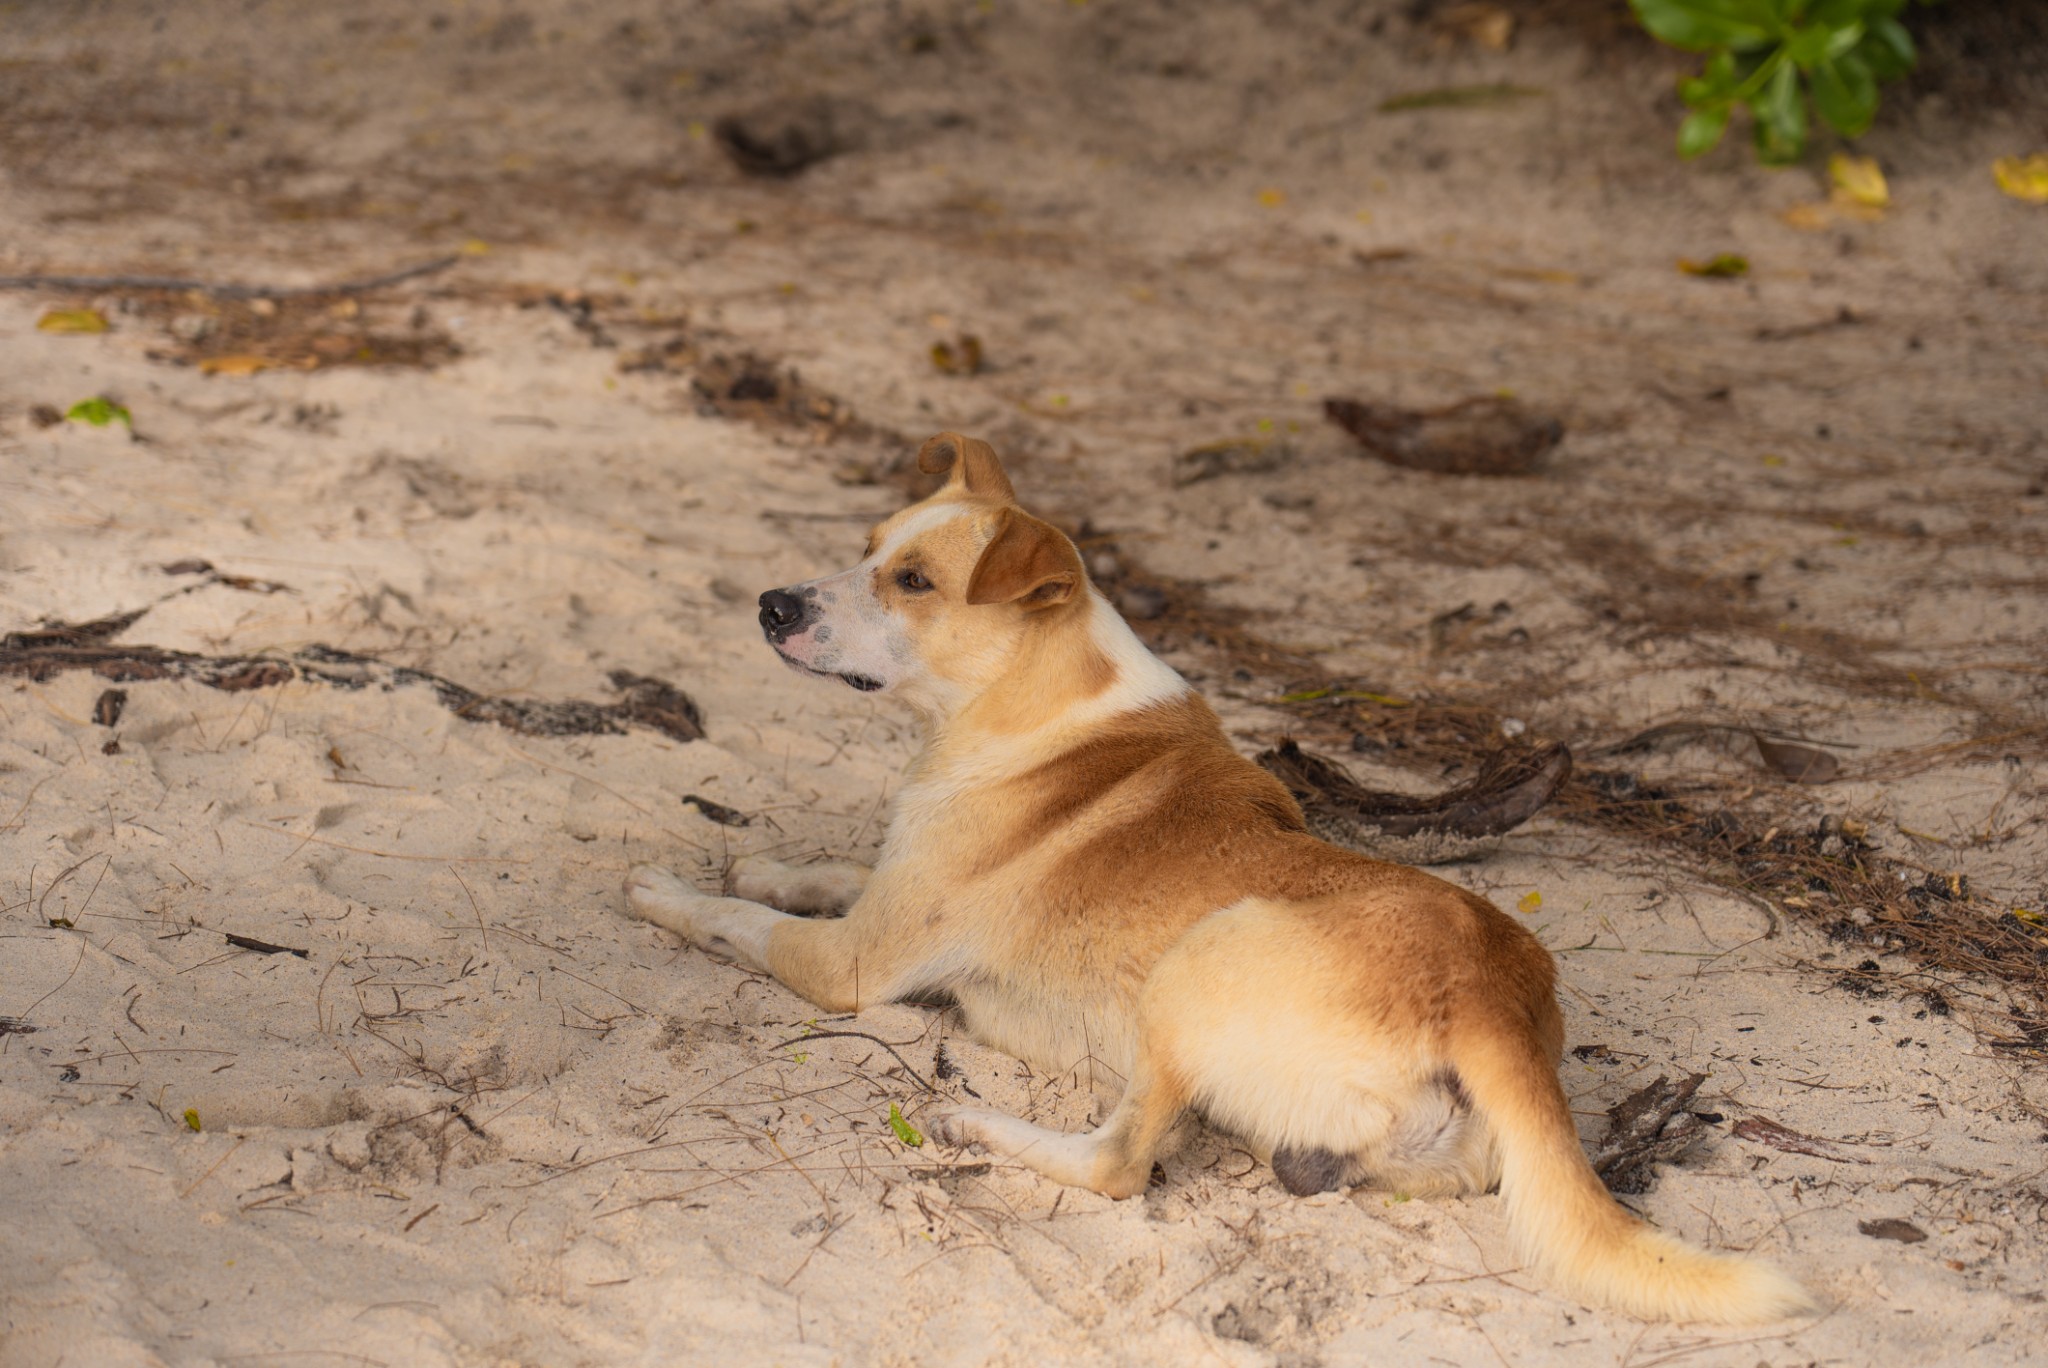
[1450,1020,1814,1324]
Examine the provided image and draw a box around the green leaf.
[184,1108,202,1132]
[65,397,132,427]
[1681,49,1740,106]
[1861,15,1915,79]
[1782,22,1838,69]
[1812,53,1878,136]
[1679,104,1733,157]
[1813,0,1875,25]
[888,1102,923,1148]
[1629,0,1775,51]
[1750,59,1808,163]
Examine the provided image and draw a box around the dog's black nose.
[758,588,807,641]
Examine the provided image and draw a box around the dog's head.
[757,432,1090,717]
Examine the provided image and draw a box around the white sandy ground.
[4,2,2047,1365]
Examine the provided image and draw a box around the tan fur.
[624,436,1814,1325]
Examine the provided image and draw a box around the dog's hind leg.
[727,855,871,917]
[927,1044,1188,1199]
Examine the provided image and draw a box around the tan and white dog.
[623,433,1811,1324]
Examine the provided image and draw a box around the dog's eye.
[897,568,933,593]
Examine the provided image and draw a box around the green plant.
[1629,0,1931,165]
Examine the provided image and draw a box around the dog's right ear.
[966,506,1082,609]
[916,432,1017,503]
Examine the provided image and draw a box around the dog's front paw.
[623,863,717,942]
[924,1107,995,1151]
[726,854,792,906]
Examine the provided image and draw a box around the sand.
[3,2,2045,1365]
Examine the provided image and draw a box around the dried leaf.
[1858,1218,1927,1244]
[1829,153,1889,209]
[929,334,984,376]
[37,308,108,334]
[1323,396,1561,476]
[1754,736,1840,784]
[1992,154,2048,204]
[1678,253,1749,278]
[681,794,750,827]
[198,354,283,377]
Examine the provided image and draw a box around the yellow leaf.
[2014,908,2044,925]
[1829,153,1889,209]
[198,354,280,377]
[184,1108,202,1132]
[460,237,492,255]
[37,308,108,334]
[1257,187,1286,209]
[1993,154,2048,204]
[1517,890,1542,914]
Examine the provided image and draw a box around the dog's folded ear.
[916,432,1017,503]
[966,506,1083,609]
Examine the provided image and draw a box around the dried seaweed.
[1,616,705,744]
[1255,737,1571,862]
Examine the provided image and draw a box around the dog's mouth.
[773,650,884,693]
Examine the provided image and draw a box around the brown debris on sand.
[1731,1115,1870,1165]
[1591,1073,1711,1195]
[713,99,844,177]
[1323,395,1562,476]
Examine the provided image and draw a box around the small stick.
[769,1029,936,1094]
[0,255,460,299]
[225,932,310,959]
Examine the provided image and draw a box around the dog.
[623,433,1812,1324]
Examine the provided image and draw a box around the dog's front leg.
[727,854,871,917]
[623,864,912,1012]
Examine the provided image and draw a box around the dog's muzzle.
[758,587,811,644]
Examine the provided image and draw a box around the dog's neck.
[914,586,1189,774]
